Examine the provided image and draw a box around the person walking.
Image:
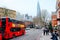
[58,25,60,39]
[46,27,49,35]
[42,27,46,35]
[43,27,48,35]
[51,31,58,40]
[49,23,53,35]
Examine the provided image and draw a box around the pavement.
[40,33,60,40]
[39,29,51,40]
[40,29,60,40]
[40,32,52,40]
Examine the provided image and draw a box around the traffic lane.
[10,29,42,40]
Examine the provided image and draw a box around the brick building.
[52,12,57,27]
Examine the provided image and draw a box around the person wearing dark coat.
[51,31,58,40]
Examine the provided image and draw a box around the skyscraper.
[37,1,41,17]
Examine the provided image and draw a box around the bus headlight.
[20,24,25,28]
[12,23,15,27]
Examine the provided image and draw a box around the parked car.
[26,27,30,30]
[35,25,41,29]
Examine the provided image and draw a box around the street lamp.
[55,25,57,27]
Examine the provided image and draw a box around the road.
[10,28,42,40]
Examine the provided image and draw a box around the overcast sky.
[0,0,56,17]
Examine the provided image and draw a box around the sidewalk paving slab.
[41,33,60,40]
[40,29,60,40]
[40,33,52,40]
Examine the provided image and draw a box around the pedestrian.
[49,25,53,35]
[45,27,49,35]
[46,28,49,35]
[51,31,58,40]
[58,25,60,39]
[42,27,45,35]
[48,22,53,34]
[55,31,59,36]
[43,27,47,35]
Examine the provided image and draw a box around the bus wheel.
[2,38,9,40]
[22,32,25,35]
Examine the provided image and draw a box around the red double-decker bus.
[0,17,26,40]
